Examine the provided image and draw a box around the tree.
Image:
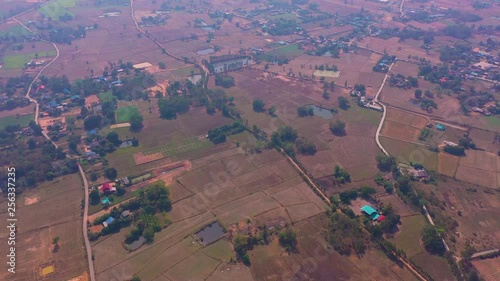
[242,253,251,266]
[375,155,396,172]
[105,167,118,180]
[84,115,102,131]
[297,106,314,117]
[414,89,423,99]
[279,229,298,252]
[131,276,141,281]
[443,145,465,156]
[106,131,121,146]
[295,137,317,155]
[329,120,346,136]
[129,112,144,132]
[422,226,445,255]
[338,96,350,110]
[143,227,155,243]
[252,99,265,112]
[90,173,98,181]
[268,105,276,117]
[90,190,100,205]
[158,62,166,69]
[52,237,60,244]
[116,186,126,196]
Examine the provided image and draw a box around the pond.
[306,105,334,119]
[194,221,225,245]
[196,48,215,55]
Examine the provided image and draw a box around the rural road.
[15,20,96,281]
[79,164,96,281]
[373,62,394,156]
[374,62,449,254]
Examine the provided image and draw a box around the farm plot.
[437,152,461,177]
[165,251,221,281]
[0,113,34,129]
[389,215,428,257]
[380,136,438,170]
[142,137,213,158]
[38,0,77,19]
[0,174,86,281]
[116,105,140,123]
[382,108,428,143]
[2,51,56,69]
[472,257,500,281]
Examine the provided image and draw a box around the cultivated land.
[0,174,87,281]
[2,0,500,280]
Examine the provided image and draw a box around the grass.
[484,116,500,128]
[268,12,301,22]
[172,66,199,77]
[143,137,212,157]
[341,104,382,126]
[0,25,27,37]
[38,0,77,19]
[380,136,438,170]
[267,44,303,59]
[202,239,235,261]
[98,91,114,103]
[389,215,427,257]
[0,113,34,129]
[2,52,56,69]
[116,105,139,123]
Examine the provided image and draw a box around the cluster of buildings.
[208,55,252,73]
[359,96,383,111]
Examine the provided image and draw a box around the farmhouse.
[208,55,252,73]
[436,124,446,131]
[102,217,115,227]
[444,141,458,147]
[361,205,381,221]
[99,182,116,193]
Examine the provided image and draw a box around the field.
[2,51,56,69]
[266,44,304,59]
[455,150,499,189]
[0,113,34,129]
[417,178,500,252]
[472,257,500,281]
[98,91,114,103]
[437,152,460,177]
[381,108,428,143]
[380,136,438,171]
[390,215,428,257]
[38,0,77,19]
[0,174,87,281]
[116,105,139,123]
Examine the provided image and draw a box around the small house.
[361,205,380,221]
[416,170,430,179]
[436,124,446,131]
[100,182,116,193]
[102,217,115,227]
[101,197,111,205]
[121,210,131,218]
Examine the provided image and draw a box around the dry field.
[437,152,461,177]
[0,174,87,281]
[472,257,500,281]
[455,150,499,189]
[250,213,417,281]
[417,178,500,252]
[93,146,328,280]
[381,108,428,143]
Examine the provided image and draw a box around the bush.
[279,229,298,252]
[215,74,235,88]
[252,99,265,112]
[297,106,314,117]
[443,145,465,156]
[338,96,350,110]
[375,155,396,172]
[329,120,346,136]
[295,137,317,155]
[422,226,446,255]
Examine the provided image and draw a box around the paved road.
[79,164,96,281]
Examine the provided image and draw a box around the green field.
[380,136,438,170]
[38,0,77,19]
[116,106,139,123]
[98,91,114,103]
[268,12,301,22]
[0,114,34,129]
[2,52,56,69]
[0,25,26,37]
[389,215,427,257]
[172,66,199,77]
[143,137,212,158]
[267,44,303,59]
[484,116,500,128]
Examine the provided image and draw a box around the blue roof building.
[436,124,446,131]
[361,205,380,221]
[101,197,110,205]
[103,216,115,227]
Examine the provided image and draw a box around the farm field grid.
[0,0,499,281]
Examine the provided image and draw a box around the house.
[86,129,98,136]
[436,124,446,131]
[101,197,110,205]
[102,216,115,227]
[100,182,116,193]
[209,55,252,73]
[416,170,430,179]
[121,210,131,218]
[444,141,458,147]
[120,177,130,185]
[361,205,380,221]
